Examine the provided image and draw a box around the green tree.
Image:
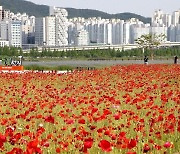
[135,33,166,60]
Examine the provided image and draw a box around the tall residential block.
[175,24,180,41]
[35,18,46,46]
[0,20,22,47]
[168,25,176,42]
[35,6,68,47]
[0,20,9,40]
[112,20,124,44]
[152,10,172,27]
[0,6,10,20]
[45,16,56,46]
[123,22,130,44]
[130,24,150,44]
[172,10,180,26]
[74,30,89,46]
[8,20,22,47]
[21,14,35,45]
[35,16,56,46]
[50,6,68,46]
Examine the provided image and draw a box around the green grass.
[24,65,75,71]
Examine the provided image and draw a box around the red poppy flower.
[44,115,55,123]
[78,118,85,124]
[177,126,180,132]
[42,141,50,147]
[5,127,15,137]
[103,109,112,115]
[37,127,45,135]
[0,133,6,143]
[97,128,103,133]
[90,125,96,130]
[111,134,116,140]
[163,142,172,148]
[122,110,128,114]
[127,139,137,149]
[71,127,76,133]
[91,107,98,114]
[114,113,121,120]
[56,147,61,153]
[99,140,112,152]
[84,138,93,149]
[154,144,161,150]
[119,132,126,138]
[27,138,38,149]
[0,133,6,148]
[26,138,42,154]
[65,119,74,124]
[6,147,23,154]
[143,144,150,153]
[9,133,21,145]
[104,130,111,136]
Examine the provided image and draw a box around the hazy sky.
[27,0,180,17]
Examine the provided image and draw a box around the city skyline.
[27,0,180,17]
[1,5,180,48]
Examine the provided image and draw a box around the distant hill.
[0,0,49,17]
[66,8,151,23]
[0,0,151,23]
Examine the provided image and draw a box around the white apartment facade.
[130,24,150,44]
[172,10,180,26]
[35,16,56,46]
[123,22,130,44]
[0,40,9,47]
[111,20,124,44]
[45,16,56,46]
[175,24,180,42]
[50,6,68,46]
[8,20,22,47]
[74,30,89,46]
[0,20,9,41]
[2,5,180,48]
[0,6,10,21]
[68,22,89,46]
[35,6,68,47]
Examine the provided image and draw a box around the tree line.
[0,46,179,59]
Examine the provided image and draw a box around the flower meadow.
[0,64,180,154]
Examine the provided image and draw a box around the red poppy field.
[0,64,180,154]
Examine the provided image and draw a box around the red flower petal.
[99,140,112,152]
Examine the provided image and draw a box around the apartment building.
[130,24,150,44]
[0,20,9,40]
[0,6,10,20]
[0,40,9,47]
[35,16,56,46]
[2,5,180,48]
[21,14,35,44]
[0,20,22,47]
[175,24,180,42]
[50,6,68,46]
[111,20,124,44]
[172,10,180,26]
[35,17,46,46]
[74,30,89,46]
[35,6,68,47]
[68,22,89,46]
[8,20,22,47]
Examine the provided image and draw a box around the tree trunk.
[150,48,154,60]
